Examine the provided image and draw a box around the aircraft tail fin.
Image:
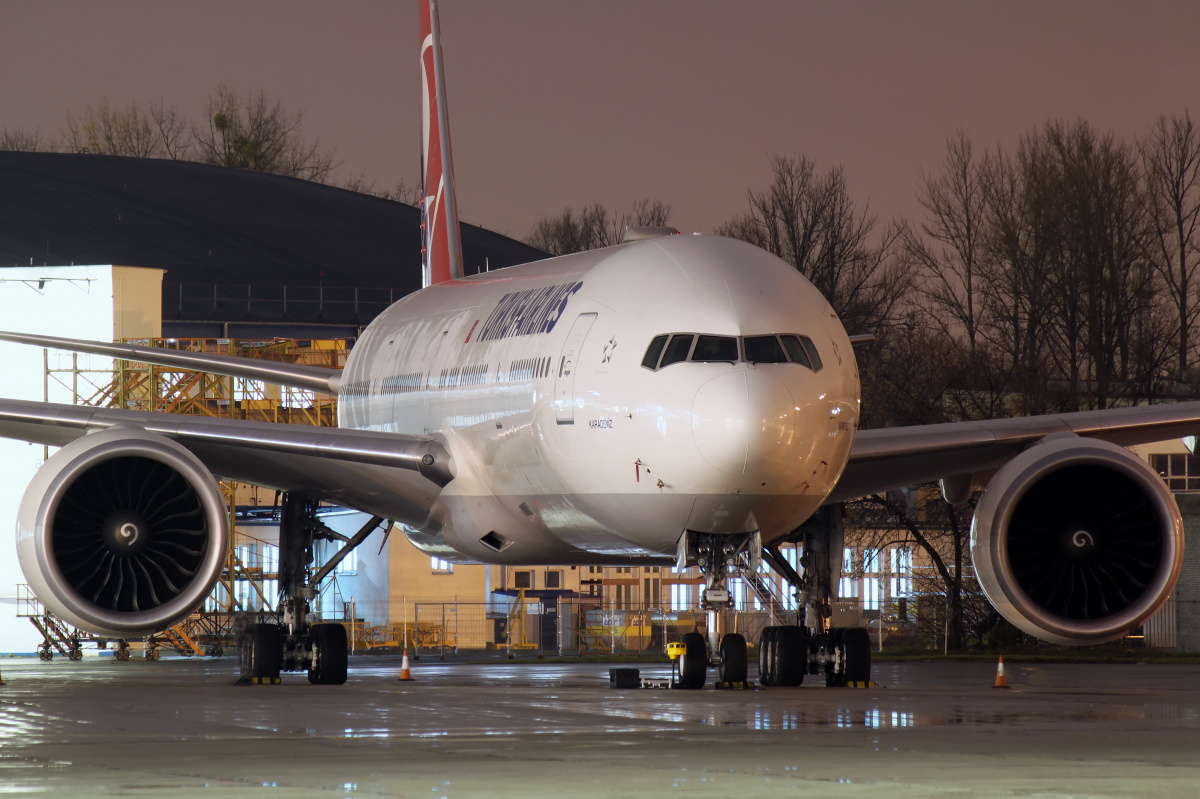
[420,0,464,287]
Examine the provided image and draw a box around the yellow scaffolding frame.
[41,337,350,652]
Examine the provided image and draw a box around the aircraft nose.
[691,370,795,475]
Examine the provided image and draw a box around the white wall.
[0,267,118,653]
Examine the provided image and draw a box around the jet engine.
[16,427,230,638]
[971,434,1183,645]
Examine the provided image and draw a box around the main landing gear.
[237,494,388,686]
[676,506,872,689]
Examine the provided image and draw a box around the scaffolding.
[35,337,350,658]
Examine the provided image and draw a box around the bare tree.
[1142,112,1200,384]
[845,488,992,651]
[526,199,673,255]
[717,154,910,336]
[0,127,54,151]
[63,100,162,157]
[149,100,192,160]
[617,197,672,229]
[341,172,421,204]
[904,130,988,353]
[192,85,338,182]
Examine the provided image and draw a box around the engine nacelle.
[971,434,1183,645]
[16,427,230,638]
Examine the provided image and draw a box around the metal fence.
[386,601,915,656]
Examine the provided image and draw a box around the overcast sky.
[3,1,1199,242]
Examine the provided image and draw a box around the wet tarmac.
[0,655,1197,797]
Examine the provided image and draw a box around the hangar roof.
[0,152,547,336]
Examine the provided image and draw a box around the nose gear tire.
[678,631,707,689]
[718,633,748,684]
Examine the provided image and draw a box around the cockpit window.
[780,335,812,368]
[642,334,669,369]
[642,332,823,371]
[800,335,823,371]
[659,334,694,367]
[744,335,788,364]
[691,335,739,362]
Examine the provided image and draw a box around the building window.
[335,544,358,575]
[514,570,533,589]
[862,548,880,610]
[670,583,691,611]
[545,570,562,589]
[431,557,453,573]
[890,547,913,599]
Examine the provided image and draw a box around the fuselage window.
[799,335,823,371]
[744,335,788,364]
[659,334,694,368]
[691,335,739,363]
[779,335,812,369]
[642,335,669,369]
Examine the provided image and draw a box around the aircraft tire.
[774,626,807,686]
[678,632,707,689]
[758,627,777,686]
[308,623,349,685]
[239,623,281,683]
[718,633,748,684]
[842,627,871,684]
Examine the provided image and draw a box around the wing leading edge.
[829,401,1200,504]
[0,397,452,525]
[0,331,342,394]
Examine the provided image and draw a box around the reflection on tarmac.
[1,656,1199,796]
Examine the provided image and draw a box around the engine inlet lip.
[31,428,229,637]
[983,439,1183,643]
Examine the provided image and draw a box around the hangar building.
[0,151,546,339]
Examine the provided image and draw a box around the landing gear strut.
[763,505,872,687]
[236,494,388,686]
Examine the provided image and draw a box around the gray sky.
[3,1,1198,241]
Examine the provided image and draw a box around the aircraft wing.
[828,400,1200,503]
[0,331,341,394]
[0,397,451,525]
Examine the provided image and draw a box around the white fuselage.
[338,234,860,564]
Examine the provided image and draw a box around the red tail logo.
[420,0,463,286]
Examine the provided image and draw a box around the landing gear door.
[554,313,596,424]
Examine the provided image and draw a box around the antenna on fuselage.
[420,0,464,288]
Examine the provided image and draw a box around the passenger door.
[553,313,597,424]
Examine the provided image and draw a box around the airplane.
[0,0,1195,688]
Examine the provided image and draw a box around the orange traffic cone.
[398,645,415,681]
[993,656,1009,689]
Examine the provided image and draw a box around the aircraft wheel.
[68,647,83,661]
[145,647,160,661]
[758,627,777,686]
[308,623,348,685]
[239,623,281,683]
[842,627,871,684]
[775,626,808,686]
[718,633,747,684]
[39,647,53,661]
[677,632,707,689]
[825,628,845,687]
